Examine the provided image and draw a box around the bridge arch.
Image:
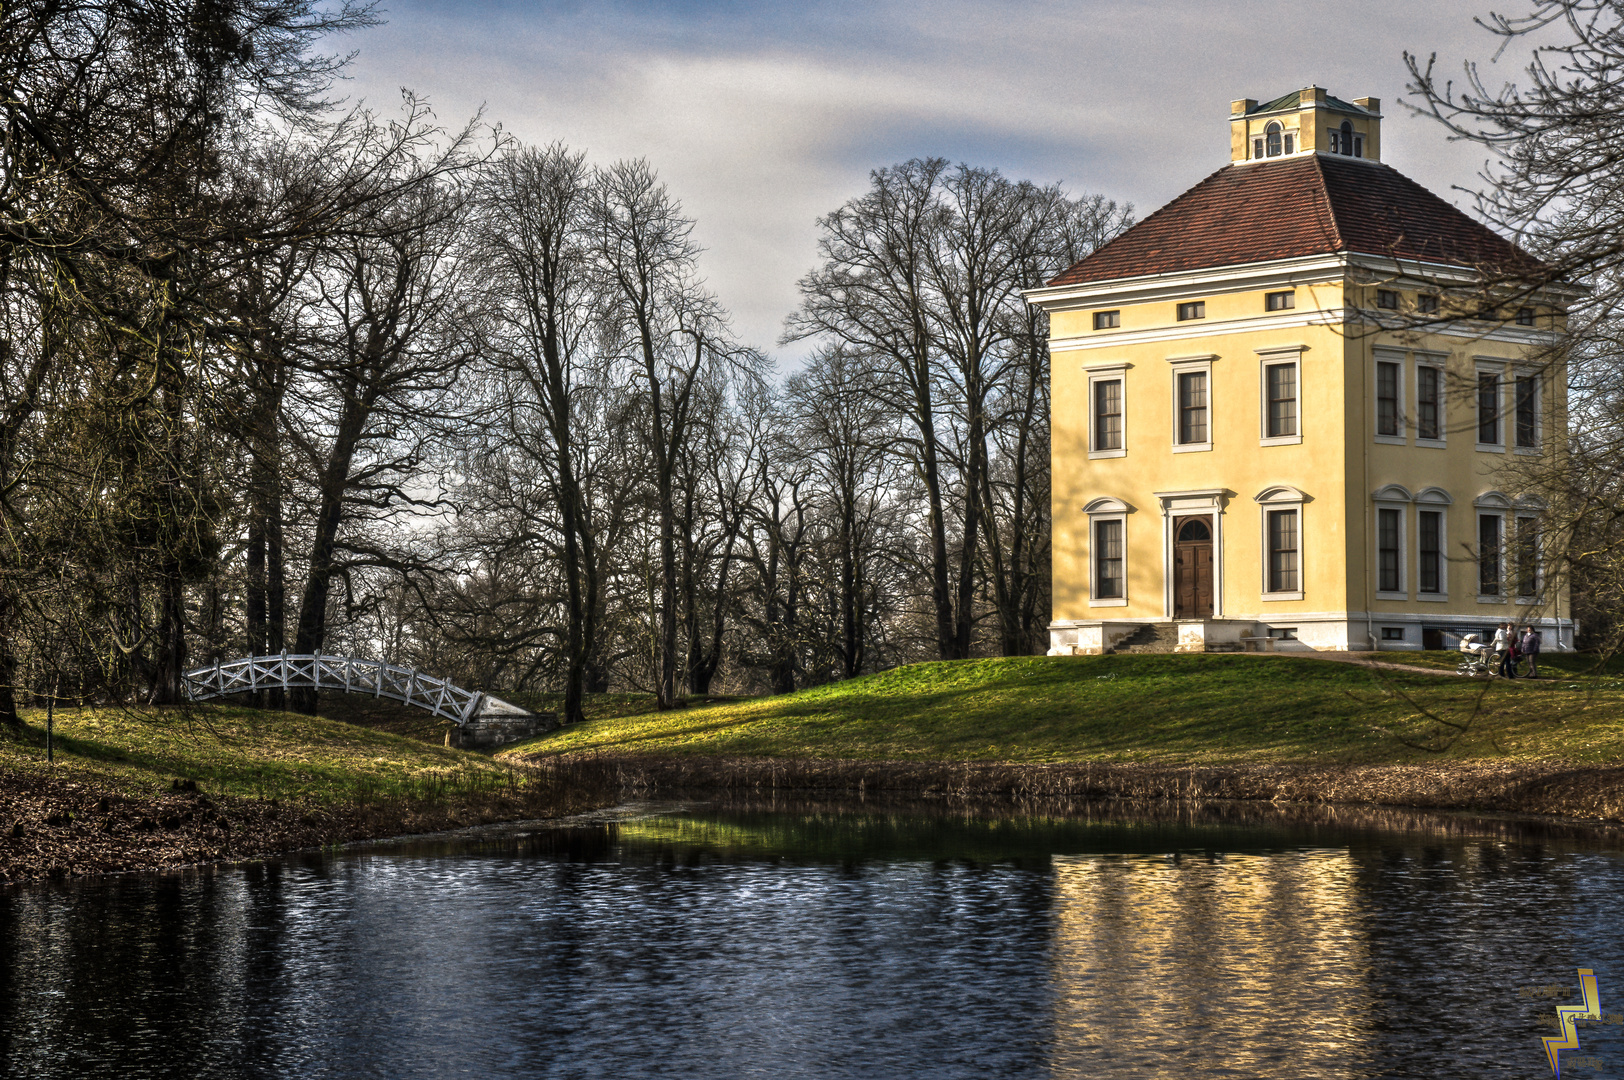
[183,654,530,727]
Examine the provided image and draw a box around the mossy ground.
[507,654,1624,766]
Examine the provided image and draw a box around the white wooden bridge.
[183,654,543,745]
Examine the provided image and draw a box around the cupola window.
[1329,120,1364,158]
[1262,122,1292,158]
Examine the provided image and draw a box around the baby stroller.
[1455,633,1505,677]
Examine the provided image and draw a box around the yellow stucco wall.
[1049,276,1569,634]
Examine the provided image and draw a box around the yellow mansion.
[1029,88,1575,654]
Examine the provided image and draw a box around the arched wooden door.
[1173,516,1214,618]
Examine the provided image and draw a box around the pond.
[2,797,1622,1078]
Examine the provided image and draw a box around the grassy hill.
[508,653,1624,766]
[2,702,527,805]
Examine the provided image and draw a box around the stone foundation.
[445,695,558,749]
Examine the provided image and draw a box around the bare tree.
[1406,0,1624,648]
[282,172,478,711]
[788,160,1127,660]
[592,159,759,706]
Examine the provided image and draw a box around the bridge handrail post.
[280,650,289,692]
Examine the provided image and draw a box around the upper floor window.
[1265,290,1295,311]
[1417,293,1440,314]
[1376,360,1401,437]
[1515,374,1539,448]
[1264,362,1297,439]
[1417,365,1442,441]
[1516,307,1536,326]
[1177,371,1209,445]
[1477,372,1501,445]
[1093,310,1120,330]
[1177,301,1205,321]
[1093,379,1123,451]
[1376,289,1399,310]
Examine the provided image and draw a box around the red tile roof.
[1048,155,1536,287]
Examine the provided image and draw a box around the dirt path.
[1258,650,1459,677]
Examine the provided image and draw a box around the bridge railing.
[183,654,485,725]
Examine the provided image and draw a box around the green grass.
[508,654,1624,766]
[2,703,529,804]
[1379,649,1624,677]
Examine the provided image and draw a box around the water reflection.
[2,800,1623,1078]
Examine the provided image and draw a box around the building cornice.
[1049,306,1563,353]
[1025,251,1586,310]
[1025,254,1348,310]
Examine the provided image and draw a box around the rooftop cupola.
[1228,87,1382,164]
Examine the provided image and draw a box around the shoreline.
[541,753,1624,824]
[0,757,620,887]
[12,750,1624,887]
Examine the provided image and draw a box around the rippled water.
[3,799,1623,1078]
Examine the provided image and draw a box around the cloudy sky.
[339,0,1534,366]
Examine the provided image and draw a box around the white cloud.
[341,0,1544,364]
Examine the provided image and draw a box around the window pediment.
[1372,484,1414,503]
[1083,497,1132,515]
[1473,491,1512,509]
[1255,485,1310,504]
[1415,486,1453,505]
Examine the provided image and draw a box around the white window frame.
[1473,492,1511,603]
[1373,347,1407,445]
[1413,352,1447,448]
[1513,498,1547,604]
[1256,486,1308,601]
[1085,363,1129,460]
[1168,354,1217,454]
[1475,360,1507,453]
[1084,497,1130,608]
[1372,485,1412,600]
[1512,367,1542,454]
[1414,488,1452,602]
[1257,346,1303,446]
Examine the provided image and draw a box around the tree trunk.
[0,592,19,733]
[290,391,369,713]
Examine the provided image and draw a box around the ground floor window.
[1094,518,1124,599]
[1267,509,1299,593]
[1516,515,1541,597]
[1378,507,1402,593]
[1419,511,1443,593]
[1478,514,1502,595]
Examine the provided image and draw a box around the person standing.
[1520,626,1541,678]
[1494,622,1518,678]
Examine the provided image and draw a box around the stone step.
[1110,623,1180,654]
